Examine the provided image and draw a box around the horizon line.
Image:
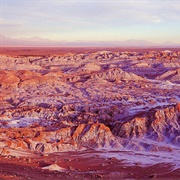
[1,34,180,44]
[1,45,180,48]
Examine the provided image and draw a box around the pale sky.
[1,0,180,43]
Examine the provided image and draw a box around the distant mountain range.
[0,35,180,47]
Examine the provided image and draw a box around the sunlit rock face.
[156,68,180,83]
[0,122,121,154]
[113,103,180,147]
[0,49,180,154]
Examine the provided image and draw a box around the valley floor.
[0,150,179,180]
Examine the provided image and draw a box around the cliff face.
[113,103,180,150]
[114,104,179,138]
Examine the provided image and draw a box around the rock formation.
[156,68,180,83]
[0,49,179,156]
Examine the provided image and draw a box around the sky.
[1,0,180,43]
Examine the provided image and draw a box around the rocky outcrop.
[113,103,180,145]
[78,63,101,73]
[1,103,179,155]
[91,68,145,82]
[156,68,180,83]
[0,70,20,89]
[0,123,120,154]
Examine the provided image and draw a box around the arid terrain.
[0,47,180,179]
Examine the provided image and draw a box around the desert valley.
[0,47,179,179]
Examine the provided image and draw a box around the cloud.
[1,24,21,28]
[1,0,180,42]
[1,19,22,28]
[2,1,180,25]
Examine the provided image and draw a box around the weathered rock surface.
[113,103,180,148]
[0,50,180,155]
[156,68,180,83]
[0,103,179,154]
[0,122,120,154]
[91,68,146,82]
